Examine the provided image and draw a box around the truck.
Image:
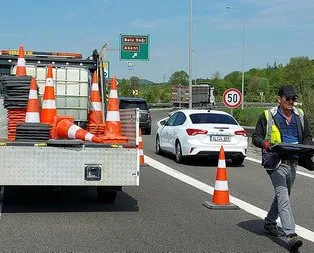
[0,48,140,203]
[171,84,215,109]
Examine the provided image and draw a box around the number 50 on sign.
[223,88,242,109]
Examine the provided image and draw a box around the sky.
[1,0,314,83]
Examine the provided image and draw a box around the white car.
[155,109,248,165]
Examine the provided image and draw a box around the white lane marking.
[144,155,314,242]
[245,157,314,179]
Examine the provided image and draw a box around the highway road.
[0,109,313,252]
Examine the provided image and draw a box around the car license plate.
[210,136,231,142]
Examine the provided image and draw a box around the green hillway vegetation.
[117,57,314,130]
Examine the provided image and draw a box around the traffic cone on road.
[25,77,40,123]
[56,119,103,143]
[16,45,27,76]
[40,65,56,125]
[139,128,145,165]
[203,146,239,210]
[102,76,127,143]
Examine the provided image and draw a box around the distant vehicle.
[171,84,215,109]
[155,109,248,165]
[119,97,151,135]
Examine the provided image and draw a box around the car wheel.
[232,157,245,166]
[175,141,183,163]
[156,136,162,155]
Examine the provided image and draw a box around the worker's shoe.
[264,223,279,236]
[287,233,303,252]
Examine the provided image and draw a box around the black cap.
[278,85,298,97]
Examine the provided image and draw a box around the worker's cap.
[278,85,298,97]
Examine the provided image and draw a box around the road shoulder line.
[145,155,314,242]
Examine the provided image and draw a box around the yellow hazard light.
[0,50,82,59]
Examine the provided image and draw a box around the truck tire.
[231,157,245,166]
[145,127,151,135]
[97,186,121,203]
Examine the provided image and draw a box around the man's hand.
[263,141,272,151]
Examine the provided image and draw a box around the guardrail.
[148,102,277,109]
[243,126,255,136]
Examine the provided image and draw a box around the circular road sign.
[223,88,242,109]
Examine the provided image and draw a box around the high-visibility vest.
[264,107,304,144]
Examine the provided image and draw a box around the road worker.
[252,84,313,252]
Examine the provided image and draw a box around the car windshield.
[119,100,148,110]
[190,113,238,125]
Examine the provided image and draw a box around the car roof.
[173,109,231,116]
[119,97,147,102]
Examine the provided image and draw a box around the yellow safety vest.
[264,107,304,144]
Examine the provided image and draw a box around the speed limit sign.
[223,88,242,109]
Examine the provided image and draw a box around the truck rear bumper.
[0,145,139,186]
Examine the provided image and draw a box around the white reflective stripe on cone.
[28,90,38,99]
[45,78,54,87]
[42,100,56,109]
[68,125,80,139]
[85,132,94,142]
[218,159,226,168]
[139,149,144,155]
[106,111,120,121]
[25,113,40,123]
[17,58,26,65]
[92,83,99,91]
[139,136,142,142]
[214,180,229,191]
[109,90,118,98]
[91,102,102,111]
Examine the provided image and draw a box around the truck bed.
[0,108,140,187]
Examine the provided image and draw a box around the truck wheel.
[145,127,151,135]
[97,186,120,203]
[231,157,245,166]
[0,186,4,202]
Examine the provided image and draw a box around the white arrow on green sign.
[120,34,150,61]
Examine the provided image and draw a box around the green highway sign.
[120,34,150,61]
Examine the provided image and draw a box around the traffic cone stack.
[4,46,29,140]
[25,77,40,123]
[86,71,105,135]
[40,65,57,125]
[139,128,145,165]
[102,76,127,144]
[16,45,27,76]
[56,118,103,143]
[203,146,239,210]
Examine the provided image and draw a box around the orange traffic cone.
[139,128,145,165]
[88,71,103,124]
[56,119,103,143]
[86,71,105,135]
[102,76,127,143]
[40,65,56,125]
[25,77,40,123]
[16,45,27,76]
[203,146,239,210]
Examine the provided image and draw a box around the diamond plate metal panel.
[0,146,139,186]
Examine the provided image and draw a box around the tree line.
[117,56,314,127]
